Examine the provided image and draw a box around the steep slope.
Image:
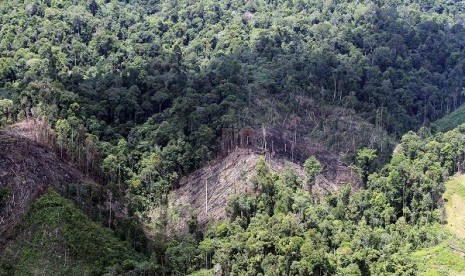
[0,190,144,275]
[0,121,147,274]
[148,148,358,236]
[0,124,91,247]
[141,88,393,237]
[434,104,465,133]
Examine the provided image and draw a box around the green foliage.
[413,174,465,275]
[413,238,465,275]
[226,194,257,226]
[2,0,465,274]
[252,158,279,216]
[0,186,10,210]
[164,235,199,274]
[56,118,71,157]
[1,0,465,205]
[1,190,145,275]
[0,99,15,126]
[434,103,465,132]
[0,0,462,227]
[356,147,377,188]
[304,156,322,192]
[171,122,465,275]
[282,165,302,190]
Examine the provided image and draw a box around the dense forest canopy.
[2,0,465,274]
[1,0,464,193]
[2,0,465,133]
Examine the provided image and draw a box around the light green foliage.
[435,103,465,132]
[413,238,465,276]
[55,118,71,157]
[304,156,322,192]
[356,147,377,188]
[0,99,14,126]
[282,165,302,190]
[0,0,462,211]
[252,158,278,215]
[226,194,257,225]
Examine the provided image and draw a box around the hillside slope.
[434,104,465,133]
[149,148,358,236]
[0,190,144,275]
[0,122,147,274]
[0,123,91,247]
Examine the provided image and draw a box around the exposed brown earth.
[0,121,90,249]
[1,119,364,242]
[148,148,358,237]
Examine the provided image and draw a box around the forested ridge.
[2,0,465,275]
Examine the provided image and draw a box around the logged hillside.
[2,0,465,274]
[1,0,465,213]
[0,190,145,275]
[162,124,465,275]
[149,148,358,236]
[0,123,89,246]
[0,122,151,274]
[0,120,146,254]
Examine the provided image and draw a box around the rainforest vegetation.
[1,0,465,275]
